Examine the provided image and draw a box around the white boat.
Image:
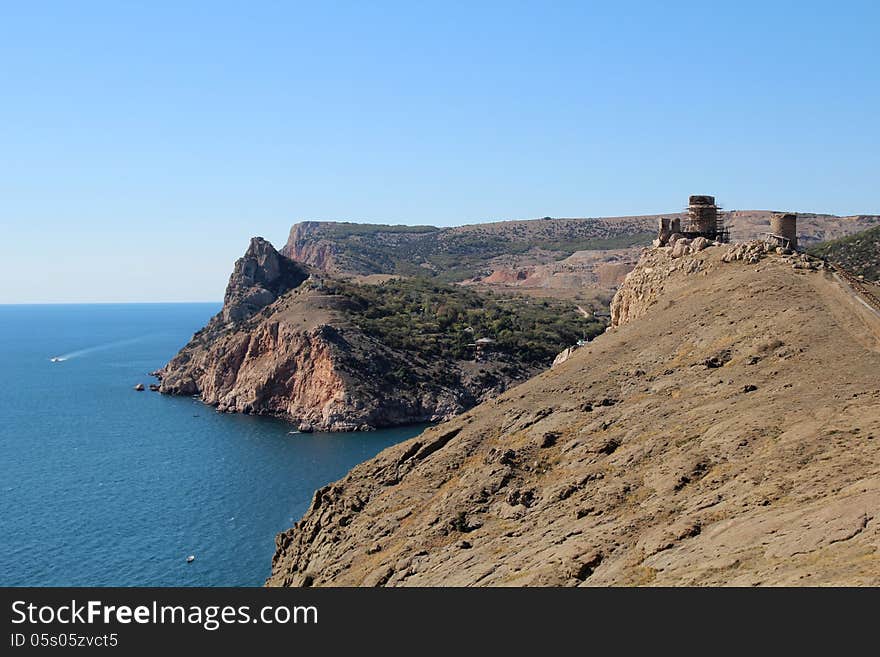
[186,555,195,563]
[50,357,62,363]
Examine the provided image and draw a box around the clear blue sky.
[2,1,878,302]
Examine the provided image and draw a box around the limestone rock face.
[610,247,704,328]
[161,322,353,429]
[691,236,710,252]
[722,241,766,264]
[268,246,880,586]
[281,222,340,273]
[222,237,309,324]
[552,345,578,368]
[671,239,692,259]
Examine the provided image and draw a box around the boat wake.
[49,336,153,362]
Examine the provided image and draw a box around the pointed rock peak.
[221,237,309,324]
[245,236,277,257]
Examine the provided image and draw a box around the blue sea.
[0,304,424,586]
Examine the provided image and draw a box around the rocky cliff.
[267,243,880,586]
[220,237,310,324]
[157,237,368,429]
[283,222,347,274]
[157,237,599,431]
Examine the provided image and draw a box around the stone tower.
[770,213,798,249]
[687,195,718,235]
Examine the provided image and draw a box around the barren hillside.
[268,243,880,586]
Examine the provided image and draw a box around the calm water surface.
[0,304,424,585]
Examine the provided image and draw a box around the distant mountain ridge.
[282,216,655,283]
[281,211,880,292]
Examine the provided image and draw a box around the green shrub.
[329,278,605,365]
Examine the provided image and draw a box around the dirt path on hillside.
[810,271,880,352]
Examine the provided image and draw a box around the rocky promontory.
[156,237,601,431]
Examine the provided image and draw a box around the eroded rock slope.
[268,244,880,586]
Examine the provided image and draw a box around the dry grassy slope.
[267,246,880,586]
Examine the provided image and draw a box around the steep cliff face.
[281,222,341,273]
[280,218,656,284]
[222,237,309,324]
[159,316,490,431]
[159,321,355,428]
[157,237,578,431]
[157,238,360,428]
[267,245,880,586]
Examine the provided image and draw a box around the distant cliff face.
[156,239,467,430]
[159,317,488,431]
[267,244,880,587]
[282,222,342,273]
[158,237,599,431]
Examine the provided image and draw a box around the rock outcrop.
[160,311,522,431]
[267,245,880,586]
[609,245,707,327]
[221,237,309,324]
[551,345,579,368]
[609,240,830,328]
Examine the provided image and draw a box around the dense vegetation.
[321,277,606,364]
[808,225,880,282]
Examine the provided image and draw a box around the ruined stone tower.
[687,195,718,234]
[770,213,798,249]
[657,216,682,244]
[655,194,728,246]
